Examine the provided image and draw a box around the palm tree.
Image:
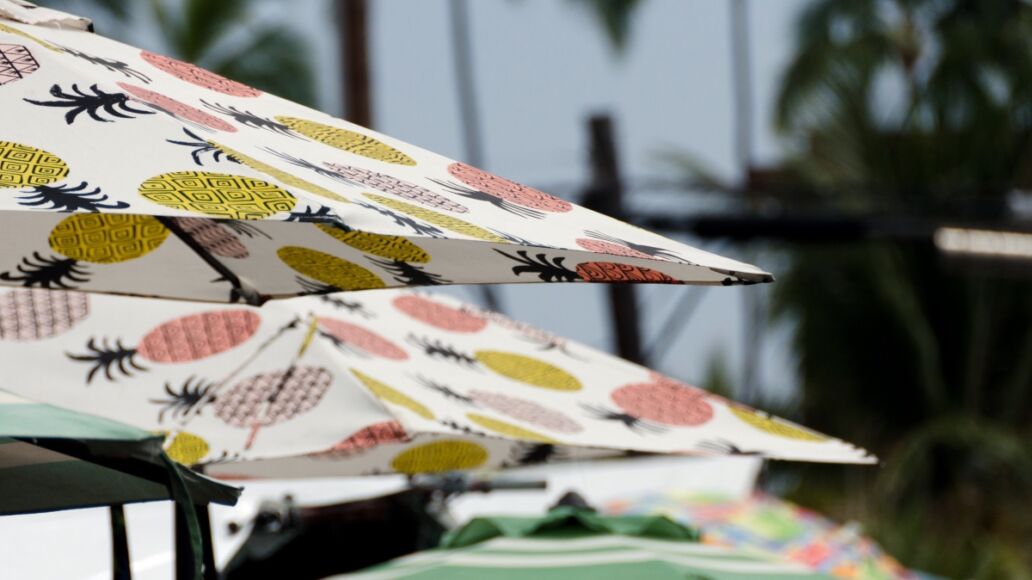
[569,0,647,52]
[576,0,1032,576]
[769,1,1032,576]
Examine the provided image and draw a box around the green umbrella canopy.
[0,390,239,515]
[339,506,834,580]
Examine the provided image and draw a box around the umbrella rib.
[155,216,263,306]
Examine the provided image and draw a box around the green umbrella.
[339,506,834,580]
[0,391,238,514]
[0,390,239,579]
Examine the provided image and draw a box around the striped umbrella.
[0,1,769,305]
[337,506,834,579]
[0,287,873,475]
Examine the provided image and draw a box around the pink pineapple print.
[140,51,262,97]
[323,162,469,213]
[67,309,261,383]
[392,294,487,333]
[118,82,236,132]
[0,289,88,341]
[151,366,333,449]
[584,372,714,433]
[431,162,572,219]
[0,44,39,85]
[316,421,410,457]
[418,377,583,434]
[316,317,409,360]
[575,230,686,262]
[169,218,270,259]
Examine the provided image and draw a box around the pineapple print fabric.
[0,287,873,478]
[0,8,772,303]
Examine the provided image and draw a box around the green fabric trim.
[442,507,699,549]
[367,560,693,580]
[162,452,204,579]
[0,402,150,440]
[0,459,172,515]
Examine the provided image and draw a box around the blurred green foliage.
[772,2,1032,577]
[582,0,1032,577]
[41,0,317,107]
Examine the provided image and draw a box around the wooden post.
[337,0,373,127]
[583,115,645,365]
[448,0,502,313]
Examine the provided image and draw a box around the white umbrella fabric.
[0,287,873,478]
[0,2,770,304]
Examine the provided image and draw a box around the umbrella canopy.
[605,492,911,580]
[0,389,238,515]
[0,2,770,304]
[0,287,872,476]
[337,506,834,579]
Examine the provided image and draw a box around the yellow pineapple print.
[276,116,416,166]
[363,193,505,242]
[161,431,210,465]
[278,246,386,290]
[138,171,296,219]
[729,407,828,441]
[390,440,488,474]
[0,142,68,188]
[0,23,62,52]
[475,351,582,391]
[466,413,558,443]
[317,224,430,263]
[352,369,434,419]
[210,142,350,203]
[49,214,170,263]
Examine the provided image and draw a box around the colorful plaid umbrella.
[336,506,834,579]
[0,1,770,304]
[605,492,911,580]
[0,287,873,476]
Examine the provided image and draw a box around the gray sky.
[355,0,809,400]
[107,0,809,398]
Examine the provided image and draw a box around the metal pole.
[583,114,645,365]
[730,0,763,400]
[175,502,216,580]
[449,0,486,170]
[110,504,132,580]
[448,0,502,313]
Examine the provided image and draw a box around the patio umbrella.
[605,492,911,580]
[335,505,834,579]
[0,389,240,578]
[0,1,770,304]
[0,287,873,475]
[0,389,239,514]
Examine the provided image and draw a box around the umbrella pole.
[156,216,263,306]
[109,504,132,580]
